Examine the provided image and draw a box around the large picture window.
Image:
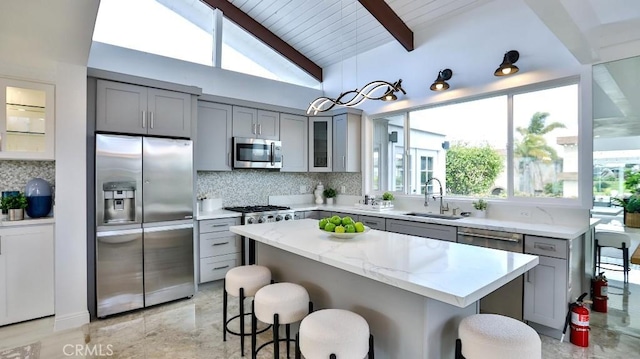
[372,82,580,202]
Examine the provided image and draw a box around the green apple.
[319,218,329,229]
[330,215,342,225]
[341,216,353,226]
[345,224,356,233]
[335,225,345,233]
[354,222,365,233]
[324,223,336,232]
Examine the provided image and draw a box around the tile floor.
[1,273,639,358]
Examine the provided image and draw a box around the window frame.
[368,76,587,208]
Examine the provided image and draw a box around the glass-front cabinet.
[0,78,54,160]
[309,116,332,172]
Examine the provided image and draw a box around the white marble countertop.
[0,217,54,227]
[196,209,242,220]
[290,204,591,239]
[230,219,539,308]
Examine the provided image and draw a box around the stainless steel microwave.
[233,137,282,169]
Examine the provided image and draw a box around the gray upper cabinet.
[308,116,332,172]
[196,102,232,171]
[279,113,308,172]
[232,106,279,140]
[333,113,361,172]
[96,80,191,138]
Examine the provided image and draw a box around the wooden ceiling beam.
[201,0,323,82]
[358,0,414,52]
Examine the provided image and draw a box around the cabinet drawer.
[199,232,240,258]
[525,235,567,259]
[359,215,386,231]
[386,219,457,242]
[199,217,240,234]
[199,253,241,283]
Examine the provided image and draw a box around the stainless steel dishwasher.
[457,227,525,321]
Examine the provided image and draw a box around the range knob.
[275,215,283,221]
[258,216,265,223]
[284,214,293,221]
[246,217,255,224]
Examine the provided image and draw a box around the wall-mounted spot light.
[494,50,520,76]
[389,131,398,143]
[441,141,450,150]
[430,69,452,91]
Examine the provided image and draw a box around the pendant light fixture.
[430,69,453,91]
[306,2,406,114]
[494,50,520,76]
[307,79,406,114]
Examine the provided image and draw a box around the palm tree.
[514,112,566,194]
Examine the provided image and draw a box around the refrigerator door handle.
[144,223,193,233]
[97,228,143,237]
[142,111,146,128]
[271,142,275,166]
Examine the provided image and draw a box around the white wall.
[88,42,322,110]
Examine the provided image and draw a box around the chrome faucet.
[424,177,449,214]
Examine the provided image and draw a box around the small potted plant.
[472,199,487,218]
[612,194,640,228]
[323,187,337,205]
[1,192,28,221]
[382,192,395,208]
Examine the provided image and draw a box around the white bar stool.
[455,314,541,359]
[251,282,312,359]
[295,309,374,359]
[223,265,272,357]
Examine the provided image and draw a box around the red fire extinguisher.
[561,293,590,347]
[592,272,608,313]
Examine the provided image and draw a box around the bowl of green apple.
[318,215,370,239]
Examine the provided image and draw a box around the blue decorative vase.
[25,178,52,218]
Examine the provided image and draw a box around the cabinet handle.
[343,155,346,169]
[258,123,262,135]
[210,224,228,228]
[150,112,154,129]
[142,111,146,128]
[212,242,230,246]
[527,269,534,283]
[363,221,377,226]
[281,154,284,167]
[213,265,230,271]
[252,123,256,134]
[534,243,556,252]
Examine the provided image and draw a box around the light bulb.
[502,67,512,75]
[435,83,443,90]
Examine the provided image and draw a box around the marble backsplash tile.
[0,160,55,193]
[197,170,362,207]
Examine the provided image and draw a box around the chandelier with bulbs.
[306,79,405,115]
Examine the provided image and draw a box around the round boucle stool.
[251,282,313,359]
[295,309,374,359]
[456,314,541,359]
[223,265,272,357]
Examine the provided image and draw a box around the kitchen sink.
[405,212,464,220]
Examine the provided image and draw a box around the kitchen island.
[230,219,539,359]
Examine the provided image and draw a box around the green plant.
[445,143,504,195]
[382,192,394,201]
[623,169,640,194]
[613,194,640,213]
[323,187,337,198]
[472,199,488,211]
[0,192,28,210]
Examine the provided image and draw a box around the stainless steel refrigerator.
[95,134,194,318]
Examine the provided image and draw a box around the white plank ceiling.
[227,0,493,68]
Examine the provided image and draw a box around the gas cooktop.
[224,205,291,214]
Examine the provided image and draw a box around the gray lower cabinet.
[198,217,241,283]
[386,219,457,242]
[523,235,569,330]
[359,215,386,231]
[196,102,232,171]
